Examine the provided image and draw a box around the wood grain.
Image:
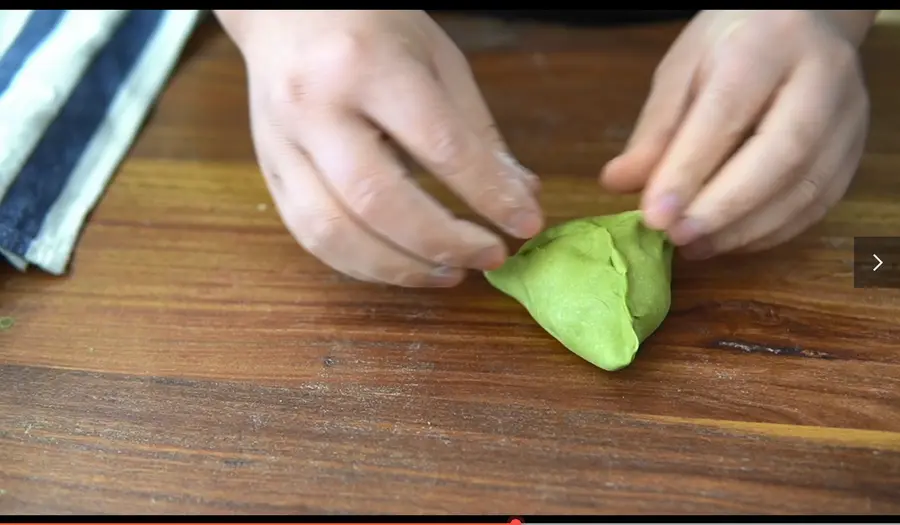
[2,14,900,515]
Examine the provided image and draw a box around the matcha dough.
[484,210,673,371]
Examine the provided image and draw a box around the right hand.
[217,10,544,287]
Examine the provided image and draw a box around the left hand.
[600,10,871,259]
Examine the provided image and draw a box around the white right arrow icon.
[874,254,884,271]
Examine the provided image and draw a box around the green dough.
[484,210,673,371]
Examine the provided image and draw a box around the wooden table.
[2,13,900,515]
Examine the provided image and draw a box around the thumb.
[600,49,697,194]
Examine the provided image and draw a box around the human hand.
[600,10,873,259]
[216,10,543,286]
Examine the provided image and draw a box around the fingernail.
[428,266,463,287]
[470,246,506,271]
[643,192,681,230]
[680,240,715,261]
[667,217,706,246]
[508,209,544,238]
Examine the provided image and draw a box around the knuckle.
[778,124,817,173]
[317,31,375,72]
[340,171,399,223]
[301,32,377,97]
[716,25,754,56]
[429,247,465,268]
[470,188,510,221]
[766,10,815,38]
[470,159,533,209]
[705,82,748,142]
[295,211,346,253]
[711,57,752,94]
[718,12,810,62]
[269,72,308,108]
[426,125,473,174]
[702,199,742,230]
[794,177,821,209]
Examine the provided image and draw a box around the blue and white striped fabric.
[0,9,201,274]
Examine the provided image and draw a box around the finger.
[294,110,508,271]
[667,60,841,247]
[737,114,867,254]
[361,60,544,240]
[253,121,463,288]
[431,38,541,194]
[679,157,838,260]
[639,45,788,231]
[680,101,865,259]
[599,31,698,194]
[733,184,834,254]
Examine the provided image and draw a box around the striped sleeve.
[0,9,202,274]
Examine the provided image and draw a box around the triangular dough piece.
[485,211,673,371]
